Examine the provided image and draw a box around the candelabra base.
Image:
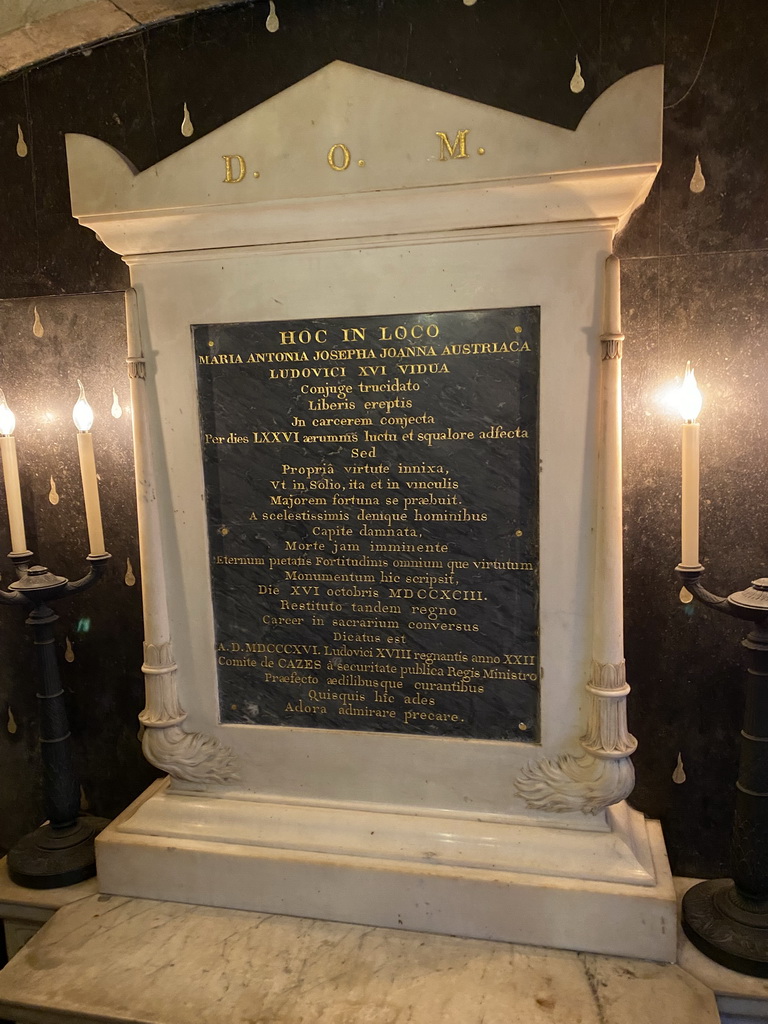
[682,878,768,977]
[7,816,110,890]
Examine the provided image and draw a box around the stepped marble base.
[94,778,678,961]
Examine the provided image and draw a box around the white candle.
[0,389,27,554]
[677,363,702,568]
[73,381,106,557]
[681,421,700,566]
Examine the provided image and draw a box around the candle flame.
[72,379,94,432]
[674,362,702,423]
[0,388,16,436]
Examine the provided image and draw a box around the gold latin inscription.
[222,155,247,183]
[218,130,487,181]
[327,143,351,171]
[200,310,538,734]
[436,129,469,161]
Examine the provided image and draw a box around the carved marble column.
[516,255,637,813]
[125,289,237,787]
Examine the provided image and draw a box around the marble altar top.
[0,891,720,1024]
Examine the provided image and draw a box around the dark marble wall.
[0,293,159,857]
[0,0,764,879]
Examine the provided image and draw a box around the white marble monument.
[65,61,673,959]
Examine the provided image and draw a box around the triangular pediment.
[66,60,662,255]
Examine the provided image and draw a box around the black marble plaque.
[194,308,539,741]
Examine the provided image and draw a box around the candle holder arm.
[64,553,112,598]
[675,567,758,623]
[0,587,28,607]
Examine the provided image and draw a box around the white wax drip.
[690,154,706,193]
[125,557,136,586]
[111,387,123,418]
[16,124,28,158]
[672,752,687,784]
[181,103,194,138]
[570,55,585,93]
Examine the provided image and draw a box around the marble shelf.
[0,891,719,1024]
[0,858,98,960]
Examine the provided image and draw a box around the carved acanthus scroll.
[516,658,637,814]
[516,255,637,814]
[138,641,237,783]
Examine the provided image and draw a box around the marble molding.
[66,61,674,958]
[96,777,677,960]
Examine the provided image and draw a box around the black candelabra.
[1,550,111,888]
[676,565,768,977]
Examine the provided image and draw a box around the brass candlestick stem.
[0,551,111,888]
[676,565,768,976]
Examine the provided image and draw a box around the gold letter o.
[327,143,351,171]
